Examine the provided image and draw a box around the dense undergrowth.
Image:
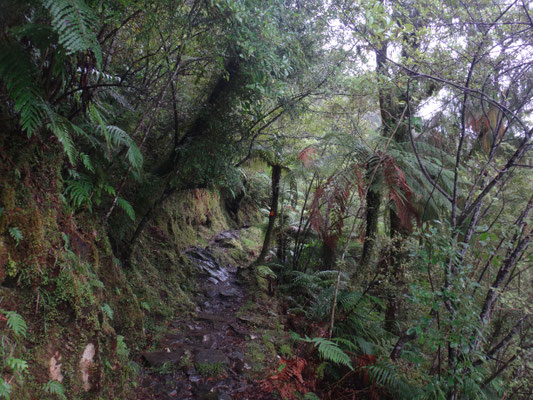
[1,0,532,399]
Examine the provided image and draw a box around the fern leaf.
[117,197,135,221]
[0,378,12,400]
[116,335,130,359]
[65,175,93,210]
[106,125,143,170]
[79,153,94,172]
[298,336,353,370]
[8,227,23,246]
[3,310,27,338]
[42,104,91,164]
[42,0,102,66]
[43,380,67,400]
[315,338,353,369]
[6,357,28,373]
[101,303,114,320]
[0,42,45,136]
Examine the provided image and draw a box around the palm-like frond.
[42,103,90,164]
[0,42,45,136]
[117,197,135,221]
[42,0,102,66]
[296,335,353,369]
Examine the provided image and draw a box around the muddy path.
[138,228,279,400]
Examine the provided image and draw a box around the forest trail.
[138,228,277,400]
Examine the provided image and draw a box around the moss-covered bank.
[0,149,261,399]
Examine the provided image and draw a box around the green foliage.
[5,357,28,374]
[2,310,27,338]
[0,310,27,400]
[294,334,353,370]
[0,42,44,136]
[64,175,94,210]
[64,173,135,220]
[42,380,67,400]
[117,197,135,221]
[195,362,225,377]
[42,0,102,66]
[101,303,114,320]
[116,335,130,360]
[0,379,12,400]
[7,227,23,247]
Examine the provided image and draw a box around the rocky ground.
[138,229,282,399]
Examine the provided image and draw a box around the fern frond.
[116,335,130,360]
[2,310,27,338]
[337,290,361,311]
[79,153,94,172]
[42,0,102,66]
[106,125,143,170]
[0,42,45,136]
[298,336,353,370]
[100,303,114,320]
[43,380,67,400]
[117,197,135,221]
[42,104,91,164]
[0,378,11,400]
[6,357,28,373]
[65,175,94,210]
[8,227,23,246]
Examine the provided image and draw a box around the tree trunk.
[257,164,282,263]
[360,186,381,269]
[384,211,409,334]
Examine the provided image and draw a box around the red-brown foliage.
[382,156,419,231]
[259,357,315,399]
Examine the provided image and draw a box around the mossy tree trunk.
[360,186,381,270]
[257,164,282,263]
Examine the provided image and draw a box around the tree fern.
[365,361,398,386]
[42,0,102,66]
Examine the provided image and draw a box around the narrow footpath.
[139,229,278,400]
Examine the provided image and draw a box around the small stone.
[228,351,244,361]
[219,287,239,297]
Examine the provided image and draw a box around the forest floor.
[136,228,284,400]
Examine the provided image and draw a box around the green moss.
[195,361,225,377]
[0,184,15,233]
[245,342,266,373]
